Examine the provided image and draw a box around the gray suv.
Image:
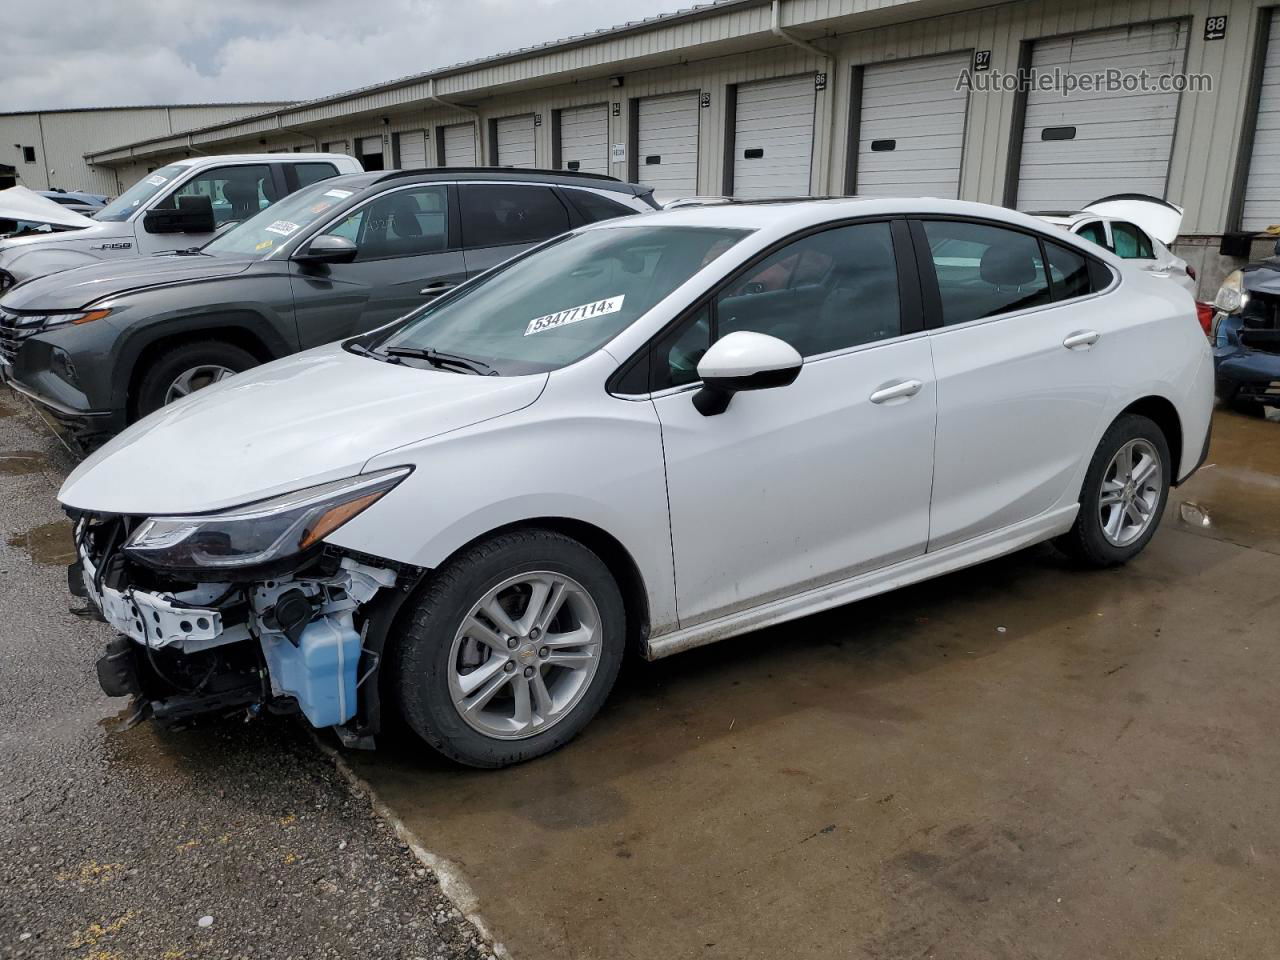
[0,168,657,447]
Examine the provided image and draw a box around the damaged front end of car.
[69,467,421,748]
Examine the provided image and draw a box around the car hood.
[1,253,257,310]
[60,345,548,515]
[1083,194,1184,245]
[1243,260,1280,294]
[0,185,95,229]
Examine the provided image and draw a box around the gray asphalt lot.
[0,387,489,960]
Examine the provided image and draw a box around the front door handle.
[1063,330,1100,350]
[420,280,457,296]
[869,379,924,404]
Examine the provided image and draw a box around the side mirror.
[1273,237,1280,258]
[692,331,802,416]
[294,234,358,265]
[143,195,216,234]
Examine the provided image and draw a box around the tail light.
[1195,301,1214,338]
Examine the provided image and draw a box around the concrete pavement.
[345,407,1280,959]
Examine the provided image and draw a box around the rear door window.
[920,220,1053,325]
[459,183,570,247]
[286,162,340,192]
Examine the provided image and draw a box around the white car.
[60,197,1213,767]
[0,154,362,291]
[1032,194,1197,295]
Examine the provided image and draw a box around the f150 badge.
[93,241,133,251]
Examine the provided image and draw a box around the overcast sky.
[0,0,688,112]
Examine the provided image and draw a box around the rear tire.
[393,528,625,768]
[134,340,259,420]
[1056,414,1171,568]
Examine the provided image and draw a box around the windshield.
[204,180,359,257]
[95,165,187,222]
[375,224,750,375]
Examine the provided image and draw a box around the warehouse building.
[0,102,290,195]
[50,0,1280,289]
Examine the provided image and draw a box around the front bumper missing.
[76,525,412,739]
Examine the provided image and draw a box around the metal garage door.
[1242,15,1280,230]
[732,75,816,198]
[855,52,971,199]
[397,130,427,169]
[323,140,349,156]
[558,105,608,175]
[358,135,385,171]
[496,115,536,168]
[442,124,476,166]
[637,92,700,202]
[1016,21,1189,210]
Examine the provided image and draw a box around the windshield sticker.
[525,295,625,336]
[255,238,274,251]
[264,220,301,237]
[144,175,168,187]
[323,188,354,199]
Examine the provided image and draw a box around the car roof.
[1028,211,1095,226]
[582,196,1083,237]
[366,166,654,197]
[167,153,354,167]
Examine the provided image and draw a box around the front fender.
[331,386,678,635]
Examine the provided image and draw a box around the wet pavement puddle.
[7,519,75,565]
[0,449,50,476]
[1168,409,1280,554]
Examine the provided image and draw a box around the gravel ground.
[0,387,491,960]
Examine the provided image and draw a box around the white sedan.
[61,197,1214,767]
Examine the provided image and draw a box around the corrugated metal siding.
[76,0,1273,237]
[0,104,284,194]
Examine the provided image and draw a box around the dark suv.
[0,168,657,447]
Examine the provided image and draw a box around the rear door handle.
[869,379,924,404]
[420,280,457,296]
[1063,330,1100,350]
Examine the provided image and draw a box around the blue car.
[1212,239,1280,413]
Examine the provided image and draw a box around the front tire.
[134,340,259,420]
[393,528,625,768]
[1056,414,1171,567]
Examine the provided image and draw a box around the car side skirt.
[644,504,1079,660]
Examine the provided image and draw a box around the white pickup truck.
[0,153,363,292]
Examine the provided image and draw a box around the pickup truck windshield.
[95,165,187,222]
[374,224,750,376]
[204,181,357,257]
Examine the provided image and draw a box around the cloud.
[0,0,685,112]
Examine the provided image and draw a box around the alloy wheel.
[446,571,602,740]
[1098,438,1162,547]
[164,364,237,404]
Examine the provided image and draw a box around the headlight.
[5,308,111,330]
[1213,270,1249,314]
[123,467,410,571]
